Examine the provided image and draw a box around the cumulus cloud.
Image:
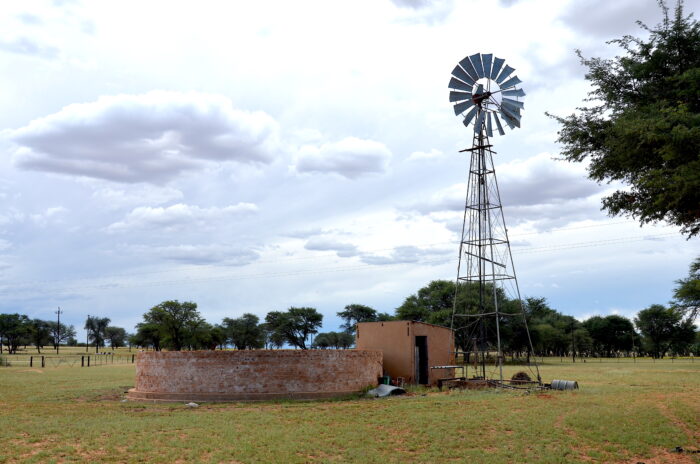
[405,153,606,230]
[360,245,451,266]
[107,202,257,232]
[294,137,391,179]
[407,148,443,161]
[559,0,663,38]
[136,244,259,266]
[304,237,359,258]
[92,186,183,209]
[7,91,280,183]
[0,37,58,59]
[410,153,600,214]
[390,0,454,24]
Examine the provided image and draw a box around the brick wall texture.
[127,349,383,402]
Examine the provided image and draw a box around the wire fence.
[0,353,136,368]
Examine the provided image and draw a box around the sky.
[1,0,698,335]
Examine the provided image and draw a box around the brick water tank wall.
[127,349,383,402]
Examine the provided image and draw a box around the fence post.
[87,356,90,367]
[41,356,45,368]
[81,356,84,367]
[131,354,135,364]
[30,356,33,367]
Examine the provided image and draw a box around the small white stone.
[185,402,199,408]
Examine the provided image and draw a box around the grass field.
[0,359,698,463]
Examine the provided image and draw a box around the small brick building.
[355,321,455,386]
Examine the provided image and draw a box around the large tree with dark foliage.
[337,304,378,334]
[549,1,700,237]
[672,256,699,321]
[265,307,322,349]
[142,300,204,351]
[222,313,265,350]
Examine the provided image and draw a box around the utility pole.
[55,307,63,354]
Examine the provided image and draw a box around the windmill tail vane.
[446,52,541,387]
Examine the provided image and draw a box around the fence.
[0,353,136,368]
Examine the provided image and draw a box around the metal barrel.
[551,379,579,390]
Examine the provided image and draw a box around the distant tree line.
[3,258,697,357]
[0,315,78,354]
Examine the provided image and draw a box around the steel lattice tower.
[448,52,540,384]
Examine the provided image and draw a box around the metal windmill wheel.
[448,53,525,136]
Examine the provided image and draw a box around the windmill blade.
[499,75,522,90]
[451,65,475,86]
[493,112,506,135]
[502,88,526,97]
[496,64,515,84]
[500,99,523,114]
[500,110,516,129]
[450,91,472,102]
[469,53,485,78]
[501,97,524,109]
[463,106,478,126]
[458,56,479,81]
[491,57,505,79]
[448,77,472,92]
[502,104,521,119]
[474,110,486,133]
[501,106,521,128]
[500,99,519,113]
[453,100,474,115]
[486,112,493,137]
[481,54,493,79]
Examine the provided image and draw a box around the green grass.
[0,360,698,463]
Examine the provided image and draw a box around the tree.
[548,1,700,237]
[0,313,30,354]
[264,307,323,349]
[132,322,162,351]
[85,316,111,352]
[222,314,264,350]
[672,256,700,321]
[47,321,76,351]
[29,319,52,353]
[104,326,127,349]
[583,315,636,356]
[142,300,204,351]
[337,304,378,334]
[635,304,684,357]
[312,331,354,349]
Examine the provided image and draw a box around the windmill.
[448,53,540,386]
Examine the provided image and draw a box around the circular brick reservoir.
[126,349,383,402]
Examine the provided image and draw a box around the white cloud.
[0,37,59,59]
[360,245,451,266]
[136,244,259,266]
[92,186,183,209]
[107,202,258,232]
[294,137,391,179]
[7,91,280,183]
[304,237,359,258]
[406,153,604,229]
[408,148,443,161]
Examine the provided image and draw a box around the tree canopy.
[672,255,700,321]
[549,1,700,237]
[265,307,323,349]
[337,304,378,334]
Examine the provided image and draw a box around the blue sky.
[0,0,698,335]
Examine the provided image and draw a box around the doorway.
[415,336,429,384]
